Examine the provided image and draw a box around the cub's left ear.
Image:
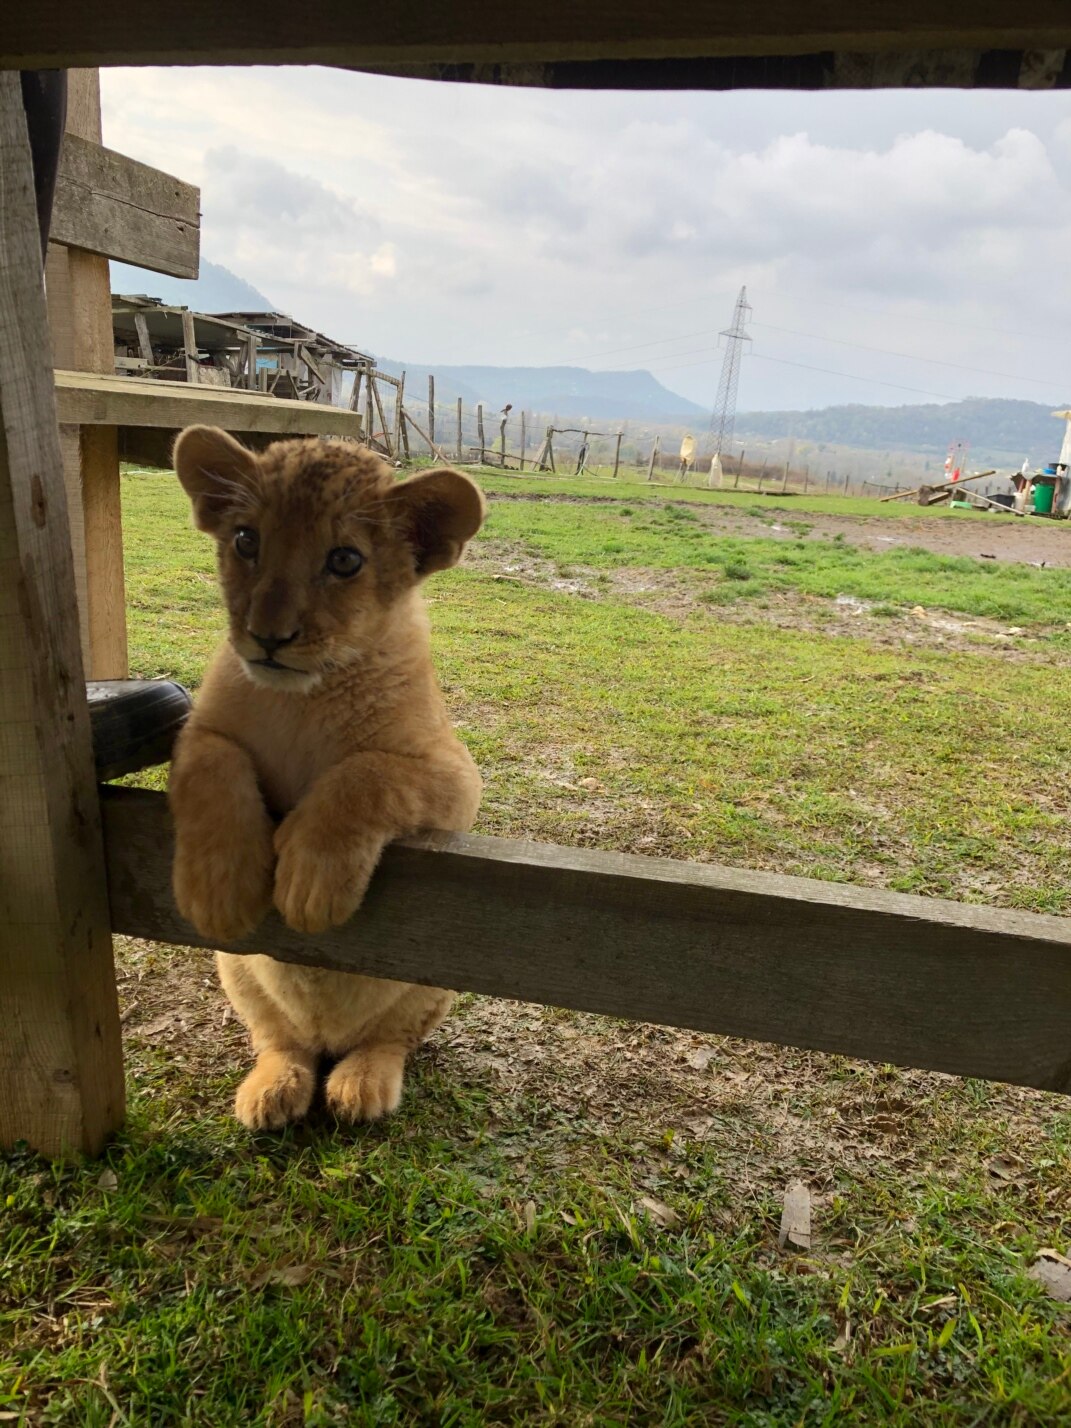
[392,468,485,576]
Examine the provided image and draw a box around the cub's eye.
[326,546,364,578]
[234,527,259,561]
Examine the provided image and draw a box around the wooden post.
[44,69,127,681]
[647,436,659,481]
[394,369,405,457]
[246,333,259,391]
[612,430,622,479]
[456,397,463,462]
[370,373,393,458]
[803,465,810,495]
[734,448,744,490]
[520,411,527,471]
[427,374,435,450]
[758,459,768,493]
[364,365,375,448]
[477,403,485,464]
[181,309,198,384]
[499,413,507,467]
[0,71,124,1157]
[133,311,153,365]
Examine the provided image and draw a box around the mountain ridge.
[374,360,708,423]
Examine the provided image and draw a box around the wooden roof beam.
[3,5,1071,86]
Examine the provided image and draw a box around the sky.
[101,66,1071,414]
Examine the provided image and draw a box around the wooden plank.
[181,309,199,384]
[428,374,435,449]
[80,424,127,678]
[5,6,1071,76]
[394,369,404,456]
[0,70,124,1157]
[404,406,450,463]
[133,311,153,365]
[44,69,126,682]
[370,373,393,457]
[50,132,199,278]
[100,786,1071,1095]
[54,368,365,439]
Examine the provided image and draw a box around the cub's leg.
[325,985,455,1123]
[169,725,275,943]
[218,954,317,1130]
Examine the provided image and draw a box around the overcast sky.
[102,66,1071,413]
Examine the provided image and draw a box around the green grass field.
[2,470,1069,1425]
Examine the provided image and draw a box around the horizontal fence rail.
[101,787,1071,1096]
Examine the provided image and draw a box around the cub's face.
[173,427,484,692]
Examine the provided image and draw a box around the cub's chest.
[233,707,340,816]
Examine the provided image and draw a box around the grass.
[3,469,1070,1424]
[478,498,1071,626]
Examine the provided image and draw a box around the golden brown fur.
[167,427,484,1130]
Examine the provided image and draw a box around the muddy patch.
[486,489,1071,567]
[467,539,1068,663]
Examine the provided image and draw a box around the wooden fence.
[3,51,1071,1161]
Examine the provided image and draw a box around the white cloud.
[100,67,1071,410]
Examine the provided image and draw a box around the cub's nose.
[249,629,300,657]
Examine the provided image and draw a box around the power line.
[751,321,1064,391]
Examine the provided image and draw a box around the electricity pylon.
[708,286,752,461]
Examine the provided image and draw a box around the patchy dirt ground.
[487,491,1071,567]
[467,538,1069,663]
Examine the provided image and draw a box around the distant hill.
[736,397,1070,464]
[110,258,274,313]
[375,360,707,423]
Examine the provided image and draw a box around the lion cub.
[168,426,484,1130]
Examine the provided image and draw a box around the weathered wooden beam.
[43,71,127,683]
[101,786,1071,1096]
[54,368,365,440]
[51,132,199,278]
[0,71,124,1157]
[3,6,1071,84]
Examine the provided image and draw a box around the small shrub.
[724,561,753,581]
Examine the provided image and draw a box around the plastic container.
[1033,479,1057,515]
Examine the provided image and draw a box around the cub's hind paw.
[234,1051,316,1131]
[325,1047,406,1123]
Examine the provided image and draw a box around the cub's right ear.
[172,426,260,534]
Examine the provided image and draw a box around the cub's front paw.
[273,810,384,934]
[173,820,274,944]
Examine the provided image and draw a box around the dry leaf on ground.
[1027,1249,1071,1302]
[635,1195,680,1229]
[778,1181,812,1250]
